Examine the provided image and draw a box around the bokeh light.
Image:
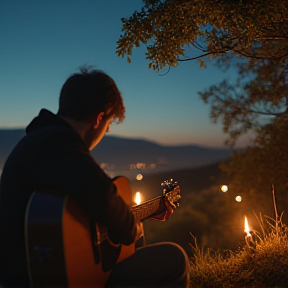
[220,185,228,192]
[136,174,143,180]
[235,195,242,202]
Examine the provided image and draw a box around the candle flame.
[244,216,251,236]
[135,192,141,205]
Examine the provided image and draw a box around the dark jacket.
[0,109,136,287]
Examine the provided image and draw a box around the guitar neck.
[131,196,163,221]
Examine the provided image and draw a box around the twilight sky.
[0,0,246,148]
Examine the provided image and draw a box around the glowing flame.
[135,192,141,205]
[244,216,251,237]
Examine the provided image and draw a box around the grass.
[189,186,288,288]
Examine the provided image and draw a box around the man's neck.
[58,115,89,141]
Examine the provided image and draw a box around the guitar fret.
[131,180,180,222]
[132,197,162,221]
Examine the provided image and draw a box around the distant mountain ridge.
[92,135,232,171]
[0,129,232,173]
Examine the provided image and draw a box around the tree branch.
[247,109,284,116]
[234,49,288,60]
[212,95,285,117]
[191,41,208,52]
[255,36,288,40]
[177,50,228,62]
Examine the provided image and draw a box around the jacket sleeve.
[33,129,136,245]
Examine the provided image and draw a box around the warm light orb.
[244,216,251,236]
[135,192,141,205]
[235,195,242,202]
[136,174,143,180]
[220,185,228,192]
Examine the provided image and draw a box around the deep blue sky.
[0,0,245,147]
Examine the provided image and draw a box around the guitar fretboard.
[131,196,162,221]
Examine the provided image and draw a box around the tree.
[200,60,288,144]
[202,60,288,219]
[116,0,288,142]
[116,0,288,71]
[116,0,288,205]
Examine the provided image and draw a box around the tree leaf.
[199,59,206,68]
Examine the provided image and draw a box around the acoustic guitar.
[25,176,180,288]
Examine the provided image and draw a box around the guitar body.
[25,176,135,288]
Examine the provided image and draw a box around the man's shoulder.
[6,124,83,164]
[27,124,79,144]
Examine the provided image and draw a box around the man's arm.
[34,130,137,245]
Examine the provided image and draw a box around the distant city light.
[135,192,141,205]
[150,163,156,169]
[136,174,143,180]
[136,163,146,169]
[220,185,228,192]
[235,195,242,202]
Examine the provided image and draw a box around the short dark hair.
[57,66,125,123]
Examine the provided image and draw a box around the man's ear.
[93,112,105,128]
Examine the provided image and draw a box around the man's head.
[57,66,125,149]
[58,65,125,124]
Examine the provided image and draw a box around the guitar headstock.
[161,179,181,208]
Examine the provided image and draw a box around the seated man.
[0,66,190,287]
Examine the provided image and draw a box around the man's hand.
[135,221,144,241]
[149,198,174,221]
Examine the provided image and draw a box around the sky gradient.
[0,0,246,148]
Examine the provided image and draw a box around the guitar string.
[132,197,162,221]
[131,188,180,221]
